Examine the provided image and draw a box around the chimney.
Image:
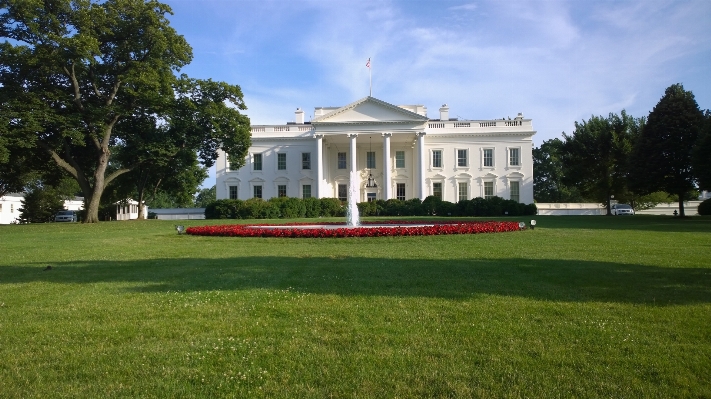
[295,108,304,124]
[439,104,449,121]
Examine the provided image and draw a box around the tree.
[560,111,642,214]
[629,84,704,216]
[533,138,585,203]
[195,185,216,208]
[0,0,250,223]
[18,183,65,223]
[692,110,711,191]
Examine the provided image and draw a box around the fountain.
[346,170,360,226]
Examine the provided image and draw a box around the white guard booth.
[116,199,148,220]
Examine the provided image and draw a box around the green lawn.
[1,216,710,398]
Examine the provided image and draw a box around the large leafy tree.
[629,84,704,216]
[692,110,711,191]
[194,185,216,208]
[0,0,250,223]
[533,138,585,203]
[560,111,642,214]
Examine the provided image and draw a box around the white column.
[315,134,323,198]
[417,132,426,199]
[348,132,358,179]
[382,132,392,200]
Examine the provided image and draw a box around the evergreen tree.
[629,84,704,216]
[692,110,711,191]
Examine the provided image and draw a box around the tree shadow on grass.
[3,256,710,305]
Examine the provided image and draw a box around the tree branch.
[63,63,84,111]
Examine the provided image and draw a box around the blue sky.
[160,0,711,186]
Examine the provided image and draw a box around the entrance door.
[367,192,377,202]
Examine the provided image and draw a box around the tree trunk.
[678,194,685,217]
[83,149,110,223]
[136,189,146,220]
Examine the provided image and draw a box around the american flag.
[366,58,370,68]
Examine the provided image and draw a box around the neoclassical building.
[216,96,535,204]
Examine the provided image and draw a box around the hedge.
[204,196,536,219]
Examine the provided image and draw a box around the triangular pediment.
[312,97,428,124]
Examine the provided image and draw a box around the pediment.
[312,97,428,124]
[479,172,499,180]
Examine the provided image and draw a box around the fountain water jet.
[346,169,360,226]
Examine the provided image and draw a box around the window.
[227,154,236,171]
[367,151,376,169]
[277,153,286,170]
[484,182,494,199]
[433,182,442,200]
[338,152,347,169]
[11,204,13,213]
[338,184,347,201]
[483,149,493,167]
[458,182,468,202]
[229,186,238,200]
[432,150,442,168]
[302,153,311,170]
[509,148,520,166]
[278,185,287,197]
[457,149,468,167]
[395,151,405,168]
[367,192,376,202]
[253,153,263,171]
[302,184,311,199]
[0,204,2,212]
[510,181,520,202]
[253,185,262,199]
[396,183,406,200]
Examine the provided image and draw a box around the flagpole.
[367,57,372,97]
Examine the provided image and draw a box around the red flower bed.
[186,220,522,238]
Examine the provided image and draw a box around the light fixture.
[530,220,536,230]
[365,136,378,188]
[175,225,185,235]
[518,221,526,230]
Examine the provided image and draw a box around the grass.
[1,215,710,398]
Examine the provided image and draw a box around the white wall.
[0,195,23,224]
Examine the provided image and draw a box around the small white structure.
[0,194,24,224]
[0,194,85,224]
[216,96,535,204]
[150,208,206,220]
[116,199,148,220]
[536,203,607,215]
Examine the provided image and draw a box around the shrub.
[278,197,307,219]
[303,197,321,218]
[242,198,279,219]
[357,200,381,217]
[421,195,442,216]
[403,198,424,216]
[204,199,242,219]
[698,198,711,215]
[320,198,343,217]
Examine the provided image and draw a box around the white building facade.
[216,97,535,204]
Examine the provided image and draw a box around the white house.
[0,194,85,224]
[0,194,23,224]
[216,96,535,204]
